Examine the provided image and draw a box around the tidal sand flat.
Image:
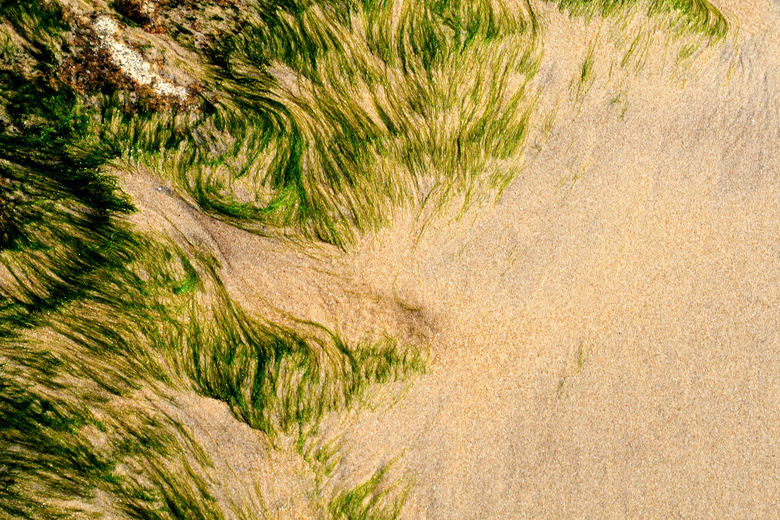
[0,0,777,518]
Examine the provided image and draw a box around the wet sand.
[338,2,779,516]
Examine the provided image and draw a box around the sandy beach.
[335,3,780,516]
[2,0,778,517]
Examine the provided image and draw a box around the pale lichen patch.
[91,15,189,102]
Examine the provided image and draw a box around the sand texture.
[320,3,780,516]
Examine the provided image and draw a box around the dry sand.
[118,0,779,517]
